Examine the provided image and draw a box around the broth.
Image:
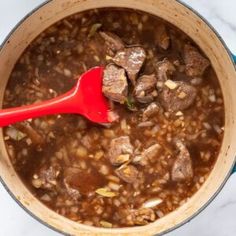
[3,9,224,228]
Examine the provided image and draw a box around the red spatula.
[0,67,112,127]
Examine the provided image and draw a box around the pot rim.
[0,0,235,235]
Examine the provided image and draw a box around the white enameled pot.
[0,0,236,235]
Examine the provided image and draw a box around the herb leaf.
[88,23,102,38]
[95,188,116,197]
[125,96,137,111]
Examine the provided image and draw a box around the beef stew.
[3,9,224,228]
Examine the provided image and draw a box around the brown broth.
[3,8,224,228]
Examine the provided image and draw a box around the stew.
[3,9,224,228]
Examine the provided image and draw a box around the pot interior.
[0,0,236,235]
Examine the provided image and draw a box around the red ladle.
[0,67,111,127]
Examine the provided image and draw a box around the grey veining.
[183,0,236,54]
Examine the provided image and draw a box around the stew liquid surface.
[3,9,224,228]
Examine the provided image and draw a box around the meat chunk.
[126,208,156,225]
[33,164,61,190]
[171,140,193,181]
[156,58,175,81]
[108,136,134,165]
[184,44,210,77]
[99,31,125,54]
[115,164,138,183]
[113,47,146,84]
[155,24,170,50]
[159,81,197,112]
[102,64,128,103]
[134,74,157,103]
[143,102,160,120]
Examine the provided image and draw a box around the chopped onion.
[164,80,177,90]
[100,220,112,228]
[138,121,154,128]
[175,111,183,116]
[6,127,26,141]
[142,198,163,208]
[108,182,120,191]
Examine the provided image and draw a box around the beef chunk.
[155,24,170,50]
[184,44,210,77]
[159,81,197,112]
[156,59,176,81]
[143,102,160,120]
[102,64,128,103]
[113,47,146,84]
[115,164,138,183]
[134,74,157,103]
[33,164,61,190]
[99,31,125,54]
[171,140,193,181]
[108,136,134,165]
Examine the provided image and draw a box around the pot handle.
[233,54,236,63]
[233,166,236,173]
[232,54,236,173]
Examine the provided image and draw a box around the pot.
[0,0,236,235]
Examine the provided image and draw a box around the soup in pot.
[3,9,224,228]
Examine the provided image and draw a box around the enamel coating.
[0,1,236,235]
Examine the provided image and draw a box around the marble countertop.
[0,1,235,235]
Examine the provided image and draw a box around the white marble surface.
[0,1,236,235]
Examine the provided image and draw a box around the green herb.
[95,188,116,197]
[16,131,26,141]
[125,96,137,111]
[88,23,102,38]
